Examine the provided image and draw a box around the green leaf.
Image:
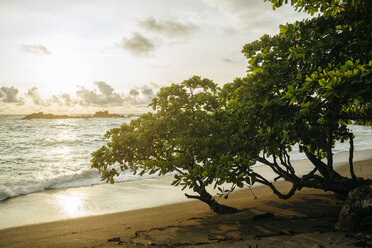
[345,60,354,69]
[236,181,244,188]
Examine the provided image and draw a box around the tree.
[266,0,372,16]
[92,0,371,217]
[91,76,239,214]
[212,2,372,199]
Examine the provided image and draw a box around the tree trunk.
[184,192,239,214]
[185,181,239,214]
[209,200,239,214]
[335,185,372,232]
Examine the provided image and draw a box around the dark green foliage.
[266,0,372,16]
[92,0,372,212]
[91,76,239,213]
[221,5,372,198]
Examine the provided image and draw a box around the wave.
[0,169,156,202]
[2,144,371,202]
[1,147,371,202]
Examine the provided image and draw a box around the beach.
[1,1,371,247]
[0,151,371,248]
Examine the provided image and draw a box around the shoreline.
[0,158,371,247]
[0,149,371,231]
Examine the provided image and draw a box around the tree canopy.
[92,0,372,213]
[91,76,239,213]
[215,1,372,198]
[266,0,372,15]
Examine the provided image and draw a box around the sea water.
[0,115,144,201]
[0,115,371,202]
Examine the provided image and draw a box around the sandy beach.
[0,152,371,248]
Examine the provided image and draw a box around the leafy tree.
[92,0,372,215]
[91,76,239,213]
[266,0,372,16]
[214,3,372,198]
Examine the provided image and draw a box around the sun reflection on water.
[57,194,86,217]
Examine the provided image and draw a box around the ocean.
[0,115,371,229]
[0,115,140,202]
[0,115,371,202]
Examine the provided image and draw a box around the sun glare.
[57,194,85,217]
[29,52,92,94]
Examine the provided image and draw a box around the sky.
[0,0,309,114]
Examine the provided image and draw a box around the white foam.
[0,169,158,201]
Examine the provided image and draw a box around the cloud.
[124,85,157,106]
[0,86,24,104]
[20,44,51,55]
[120,32,156,56]
[25,87,78,107]
[77,81,124,106]
[205,0,276,32]
[0,82,160,113]
[26,87,48,106]
[119,18,197,57]
[138,17,198,38]
[204,0,308,34]
[129,89,139,96]
[141,85,154,97]
[75,82,158,108]
[60,93,75,106]
[48,93,76,106]
[49,95,62,105]
[222,58,234,63]
[221,27,238,35]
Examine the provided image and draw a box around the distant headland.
[23,111,136,120]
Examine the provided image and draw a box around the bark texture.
[185,180,239,214]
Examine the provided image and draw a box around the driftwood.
[335,185,372,232]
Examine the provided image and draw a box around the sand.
[0,153,371,247]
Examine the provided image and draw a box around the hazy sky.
[0,0,308,114]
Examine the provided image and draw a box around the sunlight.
[57,194,85,217]
[47,121,76,159]
[29,52,91,94]
[54,125,75,143]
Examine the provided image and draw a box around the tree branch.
[256,156,288,179]
[348,132,357,180]
[184,193,200,200]
[174,168,186,175]
[278,148,295,175]
[303,148,330,178]
[253,172,299,199]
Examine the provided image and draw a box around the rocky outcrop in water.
[23,111,130,120]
